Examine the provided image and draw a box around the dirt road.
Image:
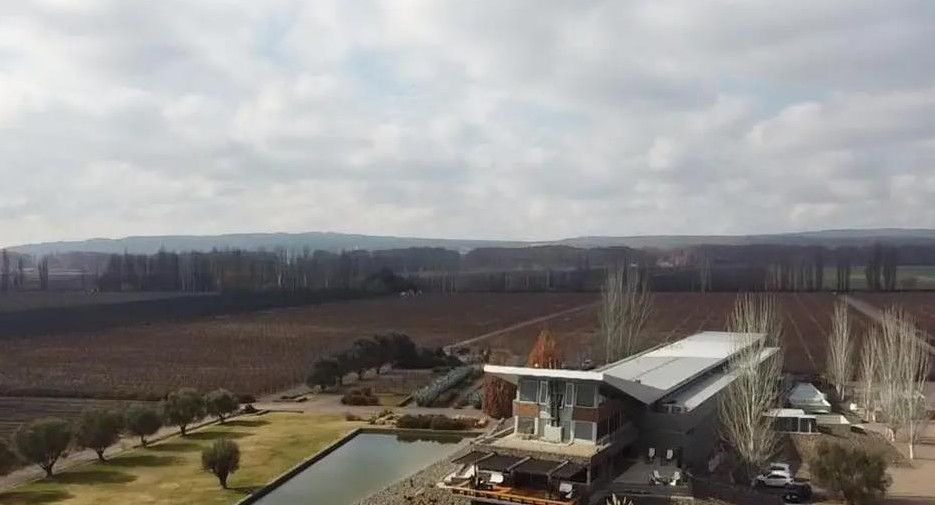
[842,295,935,354]
[443,301,599,351]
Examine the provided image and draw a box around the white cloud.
[1,0,935,247]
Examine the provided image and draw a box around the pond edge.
[233,427,479,505]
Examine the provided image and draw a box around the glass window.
[574,421,595,442]
[538,381,549,404]
[516,417,535,435]
[519,380,538,402]
[597,419,609,438]
[565,383,575,406]
[575,383,597,407]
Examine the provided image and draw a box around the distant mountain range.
[10,228,935,256]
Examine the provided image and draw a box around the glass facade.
[575,383,597,407]
[574,421,595,442]
[519,379,538,402]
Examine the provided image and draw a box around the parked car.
[755,471,793,488]
[768,462,792,475]
[783,482,813,503]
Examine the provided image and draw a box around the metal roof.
[477,455,526,472]
[512,458,565,476]
[788,383,830,406]
[663,347,780,410]
[486,331,772,405]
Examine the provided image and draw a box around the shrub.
[429,416,466,431]
[242,404,259,414]
[237,393,256,404]
[14,418,72,477]
[125,404,163,447]
[74,408,125,462]
[307,357,344,390]
[397,414,470,431]
[201,438,240,489]
[811,440,890,505]
[467,390,483,409]
[341,388,380,406]
[396,414,431,429]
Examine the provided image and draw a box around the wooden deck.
[448,483,580,505]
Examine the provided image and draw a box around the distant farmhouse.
[441,331,779,504]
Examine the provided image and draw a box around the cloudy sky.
[1,0,934,247]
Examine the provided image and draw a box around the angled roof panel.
[483,331,774,405]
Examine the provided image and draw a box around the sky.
[1,0,935,247]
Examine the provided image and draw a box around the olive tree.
[74,409,124,462]
[162,388,205,436]
[125,405,163,447]
[307,357,343,390]
[201,438,240,488]
[718,294,783,481]
[14,418,72,477]
[205,389,239,424]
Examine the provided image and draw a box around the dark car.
[783,482,813,503]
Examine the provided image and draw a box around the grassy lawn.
[0,412,359,505]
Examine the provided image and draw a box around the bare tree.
[718,294,784,481]
[876,309,930,459]
[857,325,881,423]
[599,267,653,362]
[826,299,854,400]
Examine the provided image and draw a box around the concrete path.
[255,395,484,419]
[884,424,935,504]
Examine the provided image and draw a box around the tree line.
[0,248,430,293]
[0,387,246,488]
[95,249,420,293]
[306,333,460,390]
[2,241,929,293]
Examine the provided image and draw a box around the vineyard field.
[855,292,935,337]
[486,293,858,376]
[0,397,154,440]
[0,293,595,400]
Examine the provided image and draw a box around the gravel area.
[355,444,471,505]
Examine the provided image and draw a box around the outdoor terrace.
[446,482,581,505]
[607,459,691,500]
